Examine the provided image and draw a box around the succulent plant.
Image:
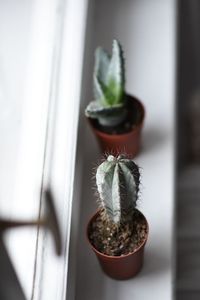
[85,39,128,127]
[96,155,140,224]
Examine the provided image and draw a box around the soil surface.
[89,210,147,256]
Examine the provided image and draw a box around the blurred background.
[176,1,200,299]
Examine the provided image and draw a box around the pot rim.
[87,208,149,260]
[87,95,145,138]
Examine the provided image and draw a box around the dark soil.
[91,95,144,135]
[89,210,147,256]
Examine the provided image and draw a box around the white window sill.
[68,0,175,299]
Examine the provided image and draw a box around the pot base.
[97,247,145,280]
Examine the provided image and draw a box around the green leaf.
[119,162,138,210]
[94,47,110,84]
[106,40,125,105]
[96,159,121,223]
[85,100,124,119]
[93,75,107,106]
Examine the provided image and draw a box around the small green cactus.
[85,40,127,127]
[96,155,140,224]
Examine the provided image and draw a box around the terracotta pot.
[87,95,145,157]
[87,209,149,280]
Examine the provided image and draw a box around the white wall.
[0,0,32,217]
[0,2,34,297]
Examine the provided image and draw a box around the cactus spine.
[96,155,140,224]
[85,40,127,127]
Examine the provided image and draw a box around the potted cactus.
[87,155,149,280]
[85,40,145,157]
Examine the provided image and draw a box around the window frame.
[31,0,89,299]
